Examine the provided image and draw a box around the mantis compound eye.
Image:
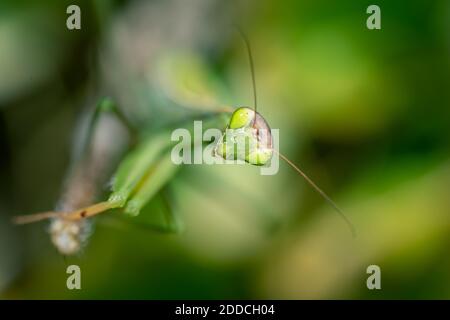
[228,107,255,129]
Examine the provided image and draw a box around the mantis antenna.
[236,27,258,119]
[274,149,356,237]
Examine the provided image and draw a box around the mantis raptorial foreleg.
[13,97,136,225]
[79,97,137,159]
[13,97,142,254]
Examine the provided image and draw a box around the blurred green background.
[1,0,450,299]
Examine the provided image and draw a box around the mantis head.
[215,107,273,166]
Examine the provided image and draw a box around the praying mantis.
[13,30,355,255]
